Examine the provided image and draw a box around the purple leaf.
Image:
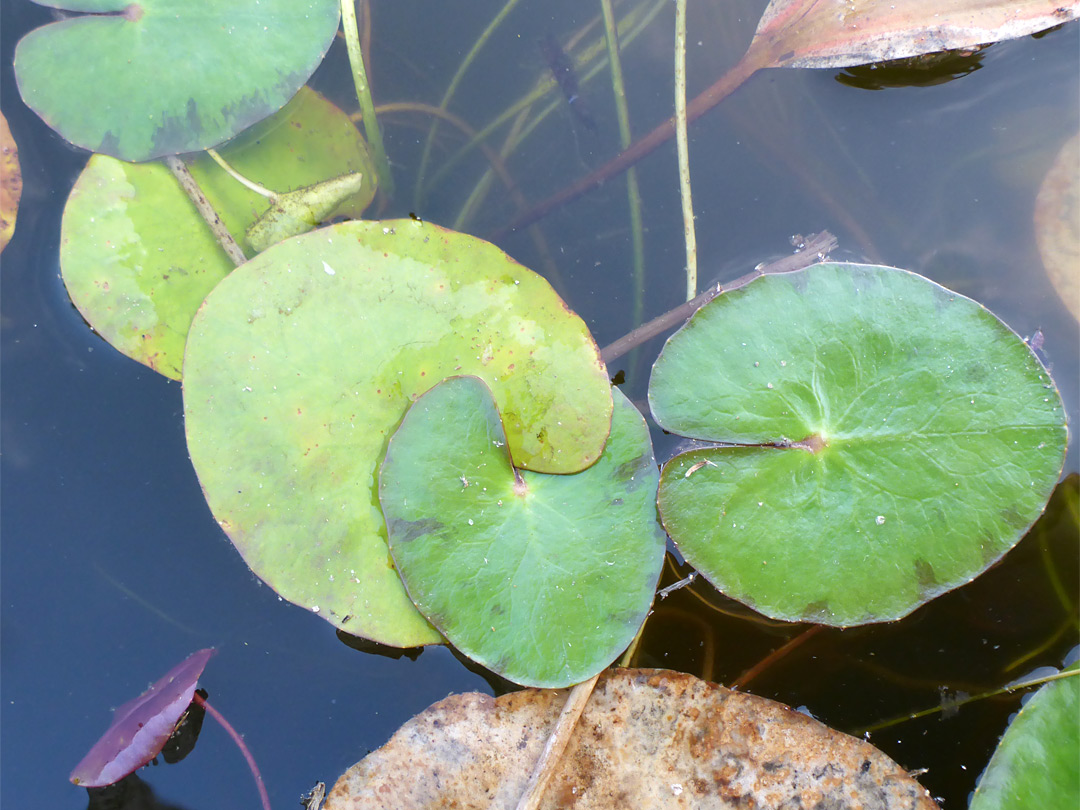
[70,649,215,787]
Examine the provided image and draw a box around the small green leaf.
[245,173,366,254]
[380,377,665,687]
[649,263,1067,626]
[14,0,340,161]
[182,220,612,646]
[970,668,1079,810]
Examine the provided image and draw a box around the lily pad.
[14,0,340,162]
[324,668,939,809]
[182,220,612,647]
[970,668,1079,810]
[380,377,664,688]
[1,111,20,252]
[60,87,376,380]
[649,263,1068,626]
[753,0,1078,69]
[71,648,214,787]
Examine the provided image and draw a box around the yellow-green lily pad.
[60,88,376,380]
[182,219,612,646]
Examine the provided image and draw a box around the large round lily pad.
[182,220,612,646]
[325,668,939,809]
[380,377,664,688]
[60,87,376,380]
[14,0,340,161]
[649,263,1068,626]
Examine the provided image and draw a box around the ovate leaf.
[70,649,214,787]
[649,263,1067,626]
[751,0,1078,69]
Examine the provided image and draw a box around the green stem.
[413,0,523,211]
[859,668,1079,734]
[674,0,696,301]
[341,0,394,199]
[600,0,646,367]
[206,148,275,199]
[427,0,668,207]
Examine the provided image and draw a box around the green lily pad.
[60,87,376,380]
[970,668,1079,810]
[649,263,1068,626]
[182,220,612,646]
[379,377,665,688]
[14,0,340,161]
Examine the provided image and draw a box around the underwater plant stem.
[674,0,697,301]
[192,693,272,810]
[730,625,824,691]
[205,149,276,199]
[425,0,668,206]
[413,0,522,211]
[377,102,564,291]
[341,0,394,199]
[512,674,599,810]
[494,51,762,239]
[164,156,247,267]
[600,230,835,363]
[859,667,1079,735]
[600,0,646,357]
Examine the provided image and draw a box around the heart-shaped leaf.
[649,263,1067,626]
[60,87,376,380]
[380,377,665,688]
[182,220,612,647]
[71,649,214,787]
[969,667,1079,810]
[14,0,340,161]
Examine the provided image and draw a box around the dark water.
[2,1,1077,808]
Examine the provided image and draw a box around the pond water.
[2,1,1077,808]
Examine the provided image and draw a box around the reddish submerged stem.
[493,51,763,238]
[192,692,272,810]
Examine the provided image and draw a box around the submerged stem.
[164,156,246,267]
[674,0,697,301]
[413,0,523,210]
[193,692,272,810]
[206,149,276,199]
[600,230,836,364]
[341,0,394,199]
[494,49,763,238]
[600,0,646,374]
